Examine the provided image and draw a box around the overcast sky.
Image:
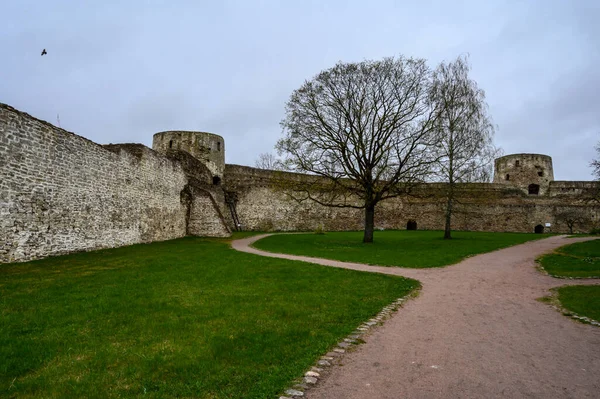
[2,0,599,180]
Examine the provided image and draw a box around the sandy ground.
[232,234,600,399]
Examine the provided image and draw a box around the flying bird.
[41,49,47,56]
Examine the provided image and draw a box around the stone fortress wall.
[0,104,229,263]
[1,102,599,263]
[223,164,599,234]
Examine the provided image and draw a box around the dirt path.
[232,235,600,398]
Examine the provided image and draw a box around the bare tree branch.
[554,208,588,234]
[591,141,600,180]
[255,152,286,171]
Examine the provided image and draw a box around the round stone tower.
[152,131,225,180]
[493,153,554,195]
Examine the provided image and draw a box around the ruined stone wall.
[224,164,600,234]
[549,181,599,197]
[153,131,225,179]
[0,104,210,263]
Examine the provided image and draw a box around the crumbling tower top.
[153,131,225,182]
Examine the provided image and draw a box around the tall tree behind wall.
[590,141,600,203]
[591,141,600,180]
[255,152,285,170]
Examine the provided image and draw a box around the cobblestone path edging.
[278,291,420,399]
[543,286,600,327]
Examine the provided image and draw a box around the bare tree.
[554,208,587,234]
[255,152,284,170]
[591,141,600,180]
[588,142,600,203]
[277,56,439,243]
[429,56,497,239]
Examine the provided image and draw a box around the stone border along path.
[536,264,600,280]
[231,234,600,399]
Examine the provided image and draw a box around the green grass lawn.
[252,230,549,268]
[0,236,418,398]
[537,239,600,278]
[556,285,600,322]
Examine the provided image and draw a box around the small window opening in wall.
[538,171,544,177]
[213,176,221,185]
[515,160,520,167]
[169,140,173,149]
[217,142,221,151]
[534,224,544,234]
[407,220,417,230]
[528,184,540,195]
[505,174,510,181]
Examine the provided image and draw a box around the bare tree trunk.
[444,197,453,239]
[363,203,375,243]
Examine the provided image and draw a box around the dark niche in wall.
[407,220,417,230]
[528,184,540,195]
[213,176,221,185]
[534,224,544,234]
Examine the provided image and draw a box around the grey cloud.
[1,0,598,180]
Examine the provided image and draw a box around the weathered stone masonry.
[0,104,229,263]
[223,164,599,234]
[1,102,599,263]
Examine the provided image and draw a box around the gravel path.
[232,235,600,398]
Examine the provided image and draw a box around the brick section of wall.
[0,104,190,263]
